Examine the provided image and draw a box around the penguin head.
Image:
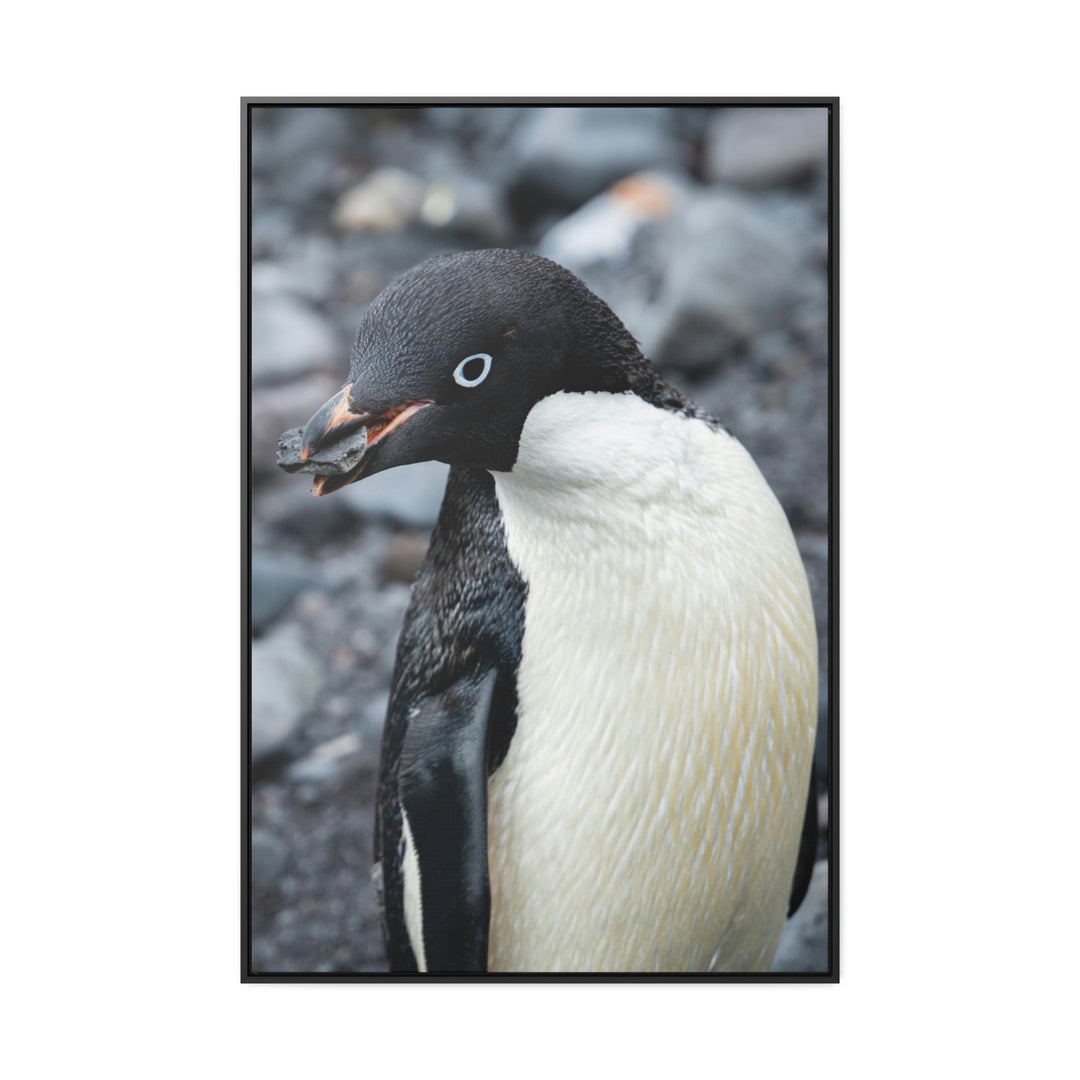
[290,249,654,494]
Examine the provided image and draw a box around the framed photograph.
[243,98,837,980]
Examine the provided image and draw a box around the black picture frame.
[242,97,839,982]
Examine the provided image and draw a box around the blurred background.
[249,104,830,973]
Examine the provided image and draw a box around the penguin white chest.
[487,391,817,972]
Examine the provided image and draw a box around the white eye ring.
[453,353,492,388]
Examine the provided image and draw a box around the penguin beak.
[277,383,433,496]
[298,384,367,461]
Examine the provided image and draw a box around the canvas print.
[246,101,835,977]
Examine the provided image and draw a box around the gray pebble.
[252,829,289,893]
[252,291,340,384]
[251,624,320,763]
[252,552,323,636]
[340,459,449,529]
[708,107,829,188]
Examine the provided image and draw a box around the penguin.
[278,248,819,973]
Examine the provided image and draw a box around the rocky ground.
[249,105,831,974]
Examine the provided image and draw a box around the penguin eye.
[453,353,492,388]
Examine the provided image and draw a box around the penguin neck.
[497,391,711,514]
[557,285,670,404]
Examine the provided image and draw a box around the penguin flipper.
[374,467,526,972]
[787,761,818,917]
[394,668,497,972]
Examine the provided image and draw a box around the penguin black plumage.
[280,248,818,973]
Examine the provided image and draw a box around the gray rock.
[252,552,323,636]
[252,234,338,304]
[708,107,829,188]
[378,630,402,682]
[754,190,828,254]
[419,173,513,245]
[639,189,811,374]
[748,328,806,379]
[251,373,341,485]
[539,171,688,272]
[423,106,523,148]
[380,531,430,584]
[277,425,368,477]
[255,482,362,543]
[251,829,288,893]
[281,153,339,206]
[252,291,341,384]
[251,204,297,260]
[334,167,425,234]
[735,386,827,535]
[252,108,355,208]
[362,584,412,675]
[771,859,829,972]
[361,691,391,737]
[506,107,681,223]
[340,459,449,528]
[255,107,354,173]
[251,624,320,763]
[286,731,364,786]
